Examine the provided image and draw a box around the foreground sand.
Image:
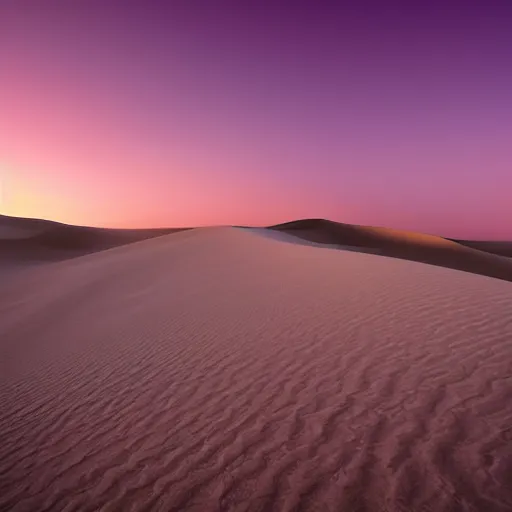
[1,226,512,511]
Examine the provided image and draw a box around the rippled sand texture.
[1,227,512,511]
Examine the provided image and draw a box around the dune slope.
[0,214,186,262]
[453,240,512,259]
[1,227,512,511]
[270,218,512,283]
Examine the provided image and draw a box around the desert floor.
[1,217,511,511]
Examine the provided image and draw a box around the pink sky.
[1,1,511,239]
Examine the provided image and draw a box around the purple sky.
[1,0,511,238]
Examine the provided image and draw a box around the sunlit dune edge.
[270,218,512,283]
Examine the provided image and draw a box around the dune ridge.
[452,240,512,259]
[0,214,187,262]
[1,226,512,511]
[3,214,512,284]
[270,218,512,283]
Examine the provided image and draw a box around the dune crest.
[270,218,512,283]
[0,214,188,262]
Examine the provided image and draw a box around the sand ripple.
[1,227,511,511]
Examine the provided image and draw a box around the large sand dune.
[1,224,512,511]
[270,219,512,283]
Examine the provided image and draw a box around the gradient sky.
[1,0,511,238]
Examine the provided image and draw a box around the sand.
[0,214,185,263]
[270,219,512,283]
[453,240,512,259]
[1,221,512,511]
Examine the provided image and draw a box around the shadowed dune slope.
[453,240,512,258]
[0,214,187,262]
[1,227,512,511]
[270,219,512,283]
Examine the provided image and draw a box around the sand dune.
[0,214,186,262]
[453,240,512,259]
[3,214,511,283]
[1,225,512,511]
[270,219,512,283]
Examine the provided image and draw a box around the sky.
[1,0,511,239]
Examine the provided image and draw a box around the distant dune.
[0,214,187,262]
[1,217,512,511]
[270,218,512,283]
[452,240,512,259]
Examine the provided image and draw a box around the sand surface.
[0,214,184,263]
[1,224,512,511]
[271,219,512,283]
[453,241,512,259]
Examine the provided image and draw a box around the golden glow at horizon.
[0,167,57,221]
